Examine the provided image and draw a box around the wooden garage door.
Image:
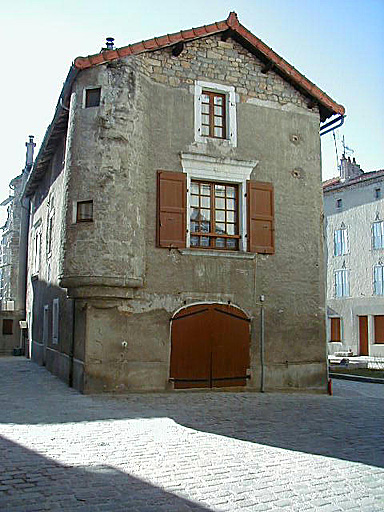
[170,304,250,389]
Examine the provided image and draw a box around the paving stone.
[0,357,383,512]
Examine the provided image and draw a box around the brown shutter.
[374,315,384,343]
[330,318,341,342]
[157,170,186,248]
[247,181,274,254]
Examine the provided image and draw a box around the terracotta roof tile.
[74,12,344,120]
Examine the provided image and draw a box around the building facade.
[0,137,35,355]
[24,12,344,393]
[324,156,384,357]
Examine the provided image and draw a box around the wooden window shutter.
[157,170,186,248]
[247,181,274,254]
[330,318,341,342]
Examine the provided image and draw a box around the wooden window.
[157,171,186,248]
[85,88,101,108]
[247,181,274,254]
[190,181,239,250]
[76,201,93,223]
[330,318,341,342]
[201,91,226,139]
[374,315,384,344]
[2,319,13,335]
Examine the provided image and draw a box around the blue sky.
[1,0,383,224]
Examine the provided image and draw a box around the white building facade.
[323,157,384,357]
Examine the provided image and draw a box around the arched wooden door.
[170,304,250,389]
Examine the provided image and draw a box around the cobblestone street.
[0,357,383,511]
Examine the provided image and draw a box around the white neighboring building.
[323,156,384,357]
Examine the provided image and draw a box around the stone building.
[24,12,344,393]
[0,137,35,355]
[324,156,384,357]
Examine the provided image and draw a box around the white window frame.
[374,265,384,296]
[372,221,384,249]
[52,298,59,345]
[334,228,349,256]
[335,269,350,298]
[194,81,237,147]
[83,86,102,109]
[181,153,258,252]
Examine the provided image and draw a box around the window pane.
[227,224,235,235]
[202,103,210,114]
[216,198,225,209]
[227,186,235,198]
[201,221,210,232]
[227,198,236,210]
[215,210,225,222]
[190,236,199,247]
[201,184,211,196]
[214,96,223,105]
[215,223,225,234]
[214,106,223,116]
[215,185,225,197]
[214,127,223,137]
[190,195,199,207]
[200,209,210,221]
[191,208,199,220]
[201,237,210,247]
[190,221,199,232]
[227,211,235,222]
[214,116,223,127]
[191,183,199,195]
[201,196,210,208]
[227,239,237,249]
[201,114,210,125]
[201,125,209,136]
[216,238,225,248]
[201,94,210,103]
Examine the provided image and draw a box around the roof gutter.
[320,114,345,137]
[23,63,79,198]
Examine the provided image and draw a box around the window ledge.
[180,249,256,259]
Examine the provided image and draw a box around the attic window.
[336,198,342,209]
[85,88,101,108]
[76,201,93,222]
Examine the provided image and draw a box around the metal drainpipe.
[260,295,265,392]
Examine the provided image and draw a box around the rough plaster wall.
[324,179,384,356]
[61,59,147,287]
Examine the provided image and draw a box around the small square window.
[336,198,342,209]
[2,319,13,335]
[85,88,101,108]
[76,201,93,223]
[375,188,381,200]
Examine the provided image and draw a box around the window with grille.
[201,91,226,139]
[335,269,350,298]
[373,221,384,249]
[190,181,239,250]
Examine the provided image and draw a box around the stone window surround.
[181,152,258,253]
[194,80,237,147]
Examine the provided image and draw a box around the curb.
[329,372,384,384]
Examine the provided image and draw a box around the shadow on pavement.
[1,358,383,469]
[0,435,210,511]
